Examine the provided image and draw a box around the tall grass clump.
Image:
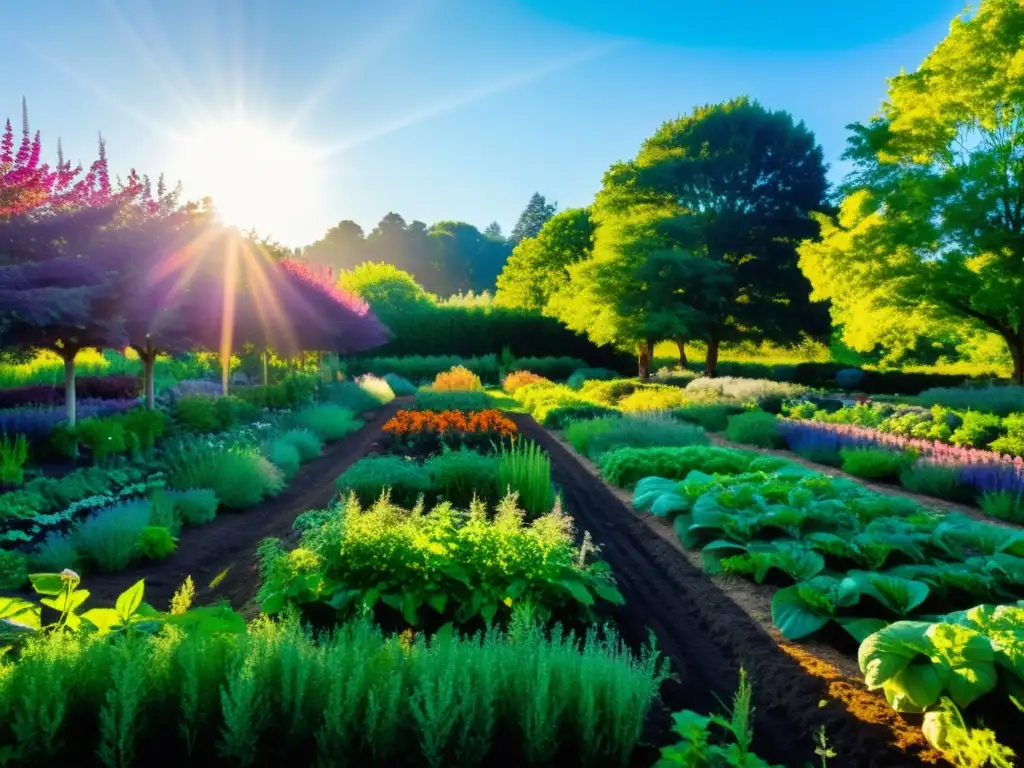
[72,500,152,572]
[840,448,916,481]
[496,439,555,516]
[165,443,285,509]
[979,490,1024,523]
[0,613,669,767]
[294,404,361,442]
[0,432,28,484]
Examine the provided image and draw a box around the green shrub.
[584,416,707,459]
[0,549,28,589]
[73,500,151,572]
[793,445,843,467]
[346,354,502,383]
[336,456,434,507]
[30,531,79,572]
[0,613,667,767]
[567,367,616,390]
[235,383,289,409]
[425,447,498,507]
[175,394,220,432]
[282,372,319,408]
[988,413,1024,457]
[513,382,590,424]
[121,408,167,455]
[383,372,417,396]
[137,525,177,560]
[916,385,1024,417]
[214,395,257,428]
[169,488,218,526]
[294,405,362,442]
[949,411,1004,449]
[673,404,746,433]
[686,376,807,404]
[413,390,491,412]
[579,378,640,406]
[599,446,759,488]
[278,428,322,462]
[148,488,182,536]
[0,489,46,524]
[512,356,589,380]
[565,417,619,457]
[979,490,1024,523]
[76,417,127,464]
[542,403,618,429]
[840,448,916,481]
[898,463,974,503]
[617,386,691,413]
[268,439,302,481]
[166,443,285,509]
[724,411,781,448]
[496,440,555,516]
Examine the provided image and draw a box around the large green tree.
[551,98,829,376]
[799,0,1024,382]
[494,207,595,311]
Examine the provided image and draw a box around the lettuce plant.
[771,575,860,640]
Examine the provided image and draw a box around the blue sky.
[4,0,964,247]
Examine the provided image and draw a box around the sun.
[171,119,317,237]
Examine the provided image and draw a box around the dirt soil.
[511,413,943,768]
[85,400,406,612]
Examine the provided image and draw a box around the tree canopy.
[798,0,1024,382]
[548,97,830,375]
[495,207,595,311]
[302,213,512,297]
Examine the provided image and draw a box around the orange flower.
[382,409,516,437]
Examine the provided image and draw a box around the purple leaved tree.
[0,206,128,425]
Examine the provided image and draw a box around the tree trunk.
[142,351,156,409]
[63,351,77,427]
[637,340,652,379]
[222,358,230,397]
[704,335,720,378]
[676,339,688,368]
[261,348,269,386]
[1007,332,1024,385]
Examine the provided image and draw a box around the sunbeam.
[314,39,626,158]
[284,0,437,132]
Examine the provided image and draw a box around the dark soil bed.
[83,400,407,611]
[511,413,940,768]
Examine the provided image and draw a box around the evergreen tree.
[508,192,556,244]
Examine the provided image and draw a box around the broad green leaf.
[849,571,930,616]
[505,579,528,600]
[633,476,680,511]
[425,592,448,614]
[79,608,123,635]
[651,493,689,518]
[401,592,421,625]
[362,586,381,609]
[380,593,403,610]
[479,597,498,624]
[0,597,36,625]
[771,585,830,640]
[558,578,595,607]
[884,660,944,712]
[41,589,90,615]
[258,592,285,614]
[455,591,482,623]
[591,579,625,605]
[166,605,247,637]
[115,580,145,620]
[837,617,888,644]
[859,621,933,688]
[28,573,65,597]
